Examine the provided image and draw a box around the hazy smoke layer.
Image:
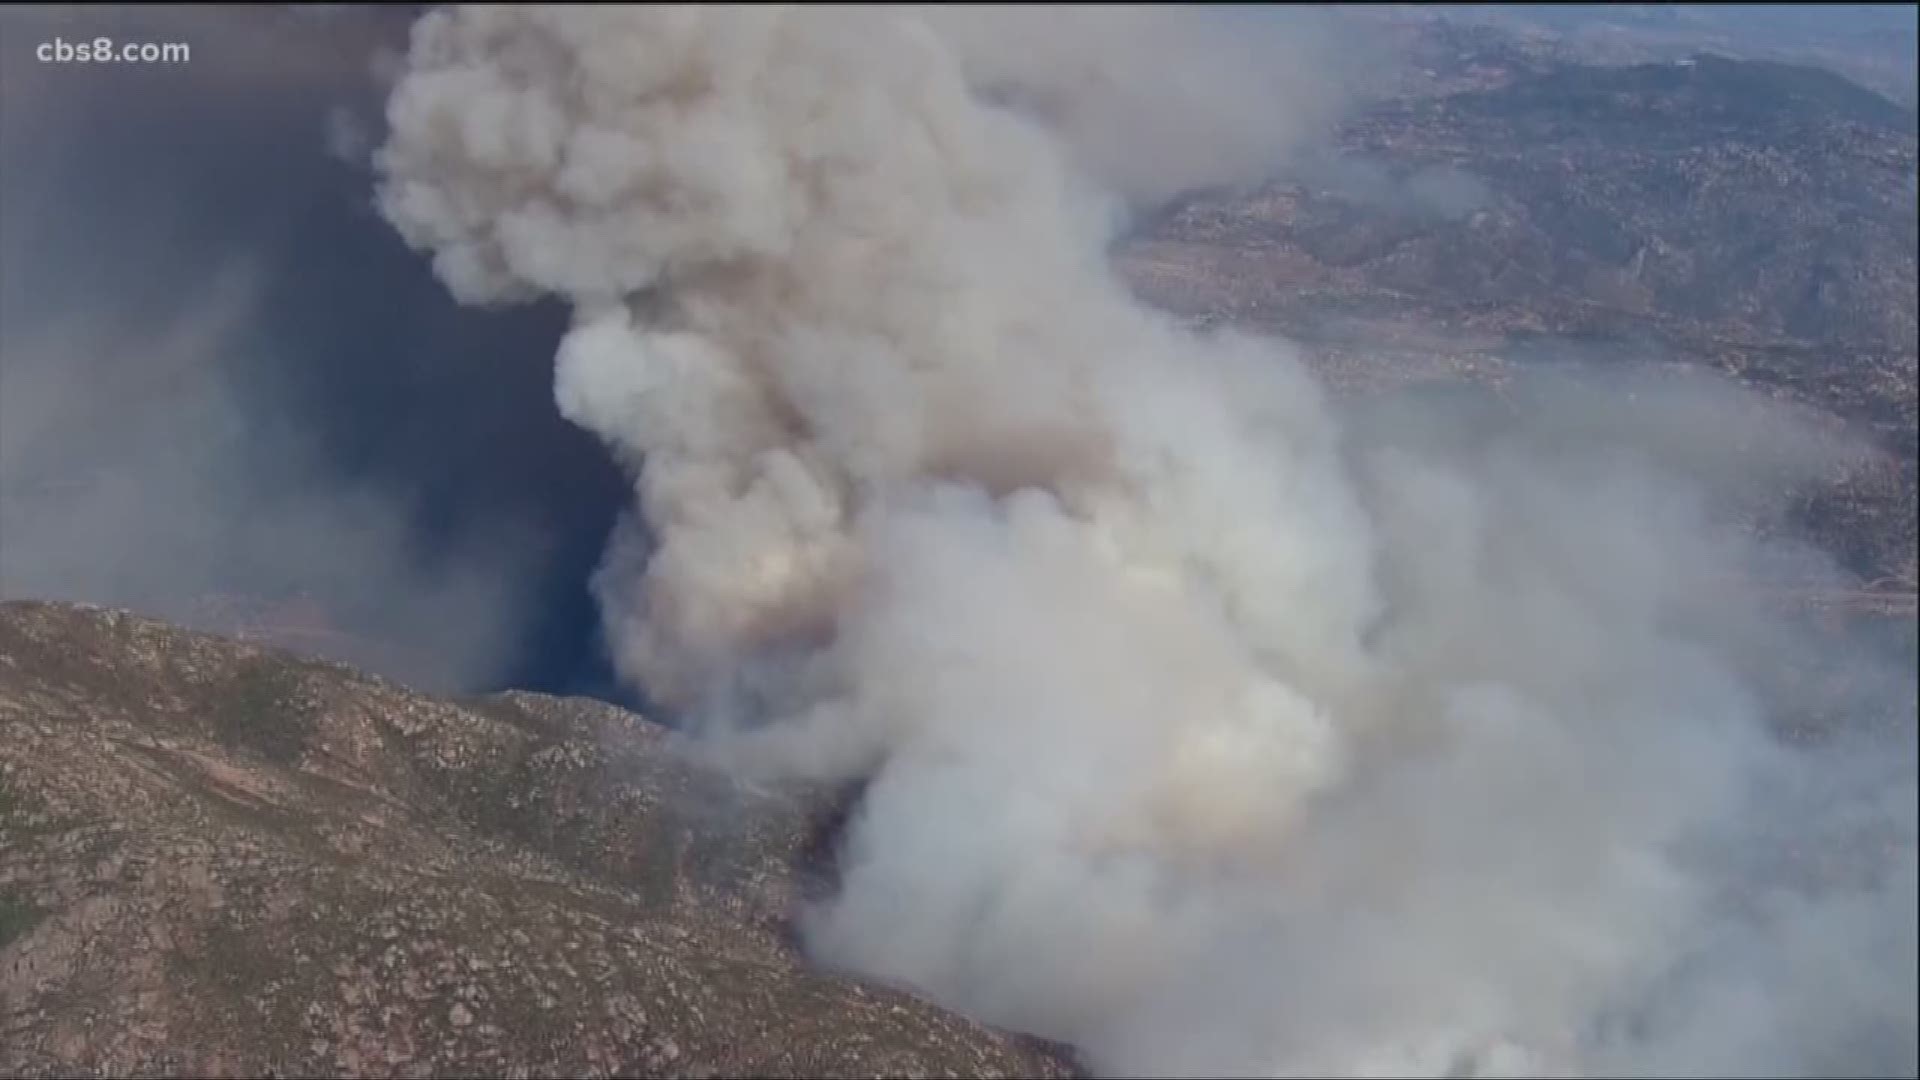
[378,6,1917,1076]
[0,5,627,694]
[902,5,1353,207]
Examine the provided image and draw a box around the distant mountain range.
[1121,44,1917,591]
[1358,4,1919,108]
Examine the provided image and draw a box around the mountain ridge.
[0,599,1080,1079]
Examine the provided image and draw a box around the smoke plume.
[376,6,1916,1076]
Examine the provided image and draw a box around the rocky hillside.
[0,601,1078,1079]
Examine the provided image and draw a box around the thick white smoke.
[377,7,1917,1076]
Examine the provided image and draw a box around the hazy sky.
[0,5,631,696]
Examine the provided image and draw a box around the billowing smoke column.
[377,7,1916,1076]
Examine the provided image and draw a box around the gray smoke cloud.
[904,4,1357,208]
[376,6,1916,1076]
[1288,152,1495,223]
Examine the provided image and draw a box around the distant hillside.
[1336,55,1920,354]
[1120,52,1917,586]
[1365,5,1920,108]
[1478,53,1916,135]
